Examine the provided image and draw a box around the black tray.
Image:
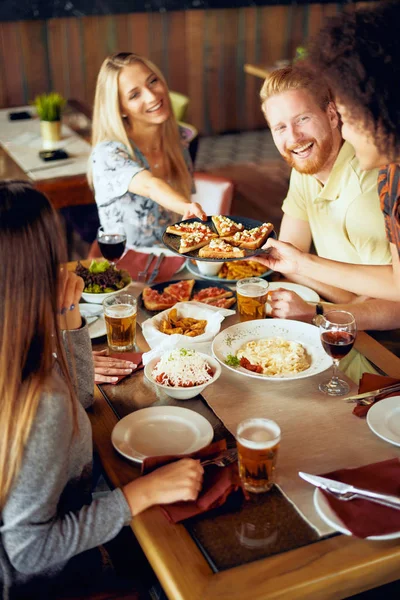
[162,216,275,261]
[138,278,236,317]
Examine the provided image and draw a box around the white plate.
[367,396,400,447]
[111,406,214,463]
[186,259,272,283]
[212,319,331,381]
[314,488,400,540]
[267,282,320,303]
[80,304,107,339]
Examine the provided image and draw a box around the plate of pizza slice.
[162,216,275,261]
[139,279,236,317]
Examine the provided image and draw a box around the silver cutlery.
[147,252,165,285]
[344,382,400,404]
[137,253,155,283]
[299,471,400,510]
[201,448,238,468]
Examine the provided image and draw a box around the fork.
[200,448,238,468]
[326,488,400,510]
[137,253,155,283]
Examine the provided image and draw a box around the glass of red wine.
[319,310,357,396]
[97,225,127,265]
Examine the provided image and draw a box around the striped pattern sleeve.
[378,164,400,255]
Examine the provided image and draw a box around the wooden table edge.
[89,330,400,600]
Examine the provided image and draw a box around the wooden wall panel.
[0,2,378,135]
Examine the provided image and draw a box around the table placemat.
[0,106,91,180]
[99,378,324,572]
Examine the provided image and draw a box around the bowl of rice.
[144,348,221,400]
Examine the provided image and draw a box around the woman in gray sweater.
[0,181,203,599]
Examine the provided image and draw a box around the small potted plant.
[33,92,66,148]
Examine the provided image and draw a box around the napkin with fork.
[353,373,400,417]
[141,440,243,523]
[118,249,185,283]
[321,458,400,538]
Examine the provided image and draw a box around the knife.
[147,252,165,285]
[344,382,400,403]
[299,472,400,510]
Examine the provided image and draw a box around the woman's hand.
[122,458,204,517]
[254,238,304,275]
[182,202,207,221]
[92,349,136,383]
[59,269,84,330]
[268,289,315,322]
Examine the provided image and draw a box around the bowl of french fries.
[144,348,221,400]
[141,301,228,350]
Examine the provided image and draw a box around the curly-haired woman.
[257,2,400,303]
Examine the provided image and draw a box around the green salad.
[75,260,131,293]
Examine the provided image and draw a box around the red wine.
[321,331,355,359]
[98,235,126,261]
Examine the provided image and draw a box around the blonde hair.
[88,52,192,199]
[0,181,78,510]
[260,66,334,114]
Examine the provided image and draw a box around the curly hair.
[308,1,400,160]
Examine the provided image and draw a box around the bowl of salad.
[76,260,132,304]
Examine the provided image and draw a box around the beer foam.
[105,303,135,318]
[237,419,280,449]
[238,284,268,298]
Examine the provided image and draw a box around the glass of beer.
[236,277,269,321]
[236,418,281,493]
[103,293,137,352]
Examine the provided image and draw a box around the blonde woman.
[89,52,206,247]
[0,181,203,598]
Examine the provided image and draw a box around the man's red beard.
[282,133,334,175]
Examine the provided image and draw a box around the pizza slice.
[198,238,246,259]
[163,279,195,302]
[142,287,178,311]
[206,296,236,309]
[178,231,216,254]
[166,221,218,238]
[211,215,244,237]
[192,287,233,304]
[223,222,274,250]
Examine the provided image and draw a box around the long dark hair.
[0,181,78,510]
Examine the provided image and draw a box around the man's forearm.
[285,272,358,303]
[299,254,400,301]
[321,298,400,330]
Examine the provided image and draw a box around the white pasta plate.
[211,319,332,381]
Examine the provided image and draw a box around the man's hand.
[182,202,207,221]
[268,289,315,323]
[92,349,136,383]
[254,238,303,275]
[122,458,204,516]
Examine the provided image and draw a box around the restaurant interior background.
[0,0,379,241]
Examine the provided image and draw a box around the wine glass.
[97,225,127,265]
[319,310,357,396]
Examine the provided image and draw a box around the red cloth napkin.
[353,373,400,417]
[107,351,144,385]
[118,250,185,284]
[141,440,244,523]
[321,458,400,538]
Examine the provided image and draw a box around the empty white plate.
[314,488,400,540]
[111,406,214,463]
[367,395,400,447]
[80,304,107,339]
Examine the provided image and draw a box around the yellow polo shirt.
[282,142,391,265]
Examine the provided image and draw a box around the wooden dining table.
[73,260,400,600]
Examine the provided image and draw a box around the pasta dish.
[236,337,311,376]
